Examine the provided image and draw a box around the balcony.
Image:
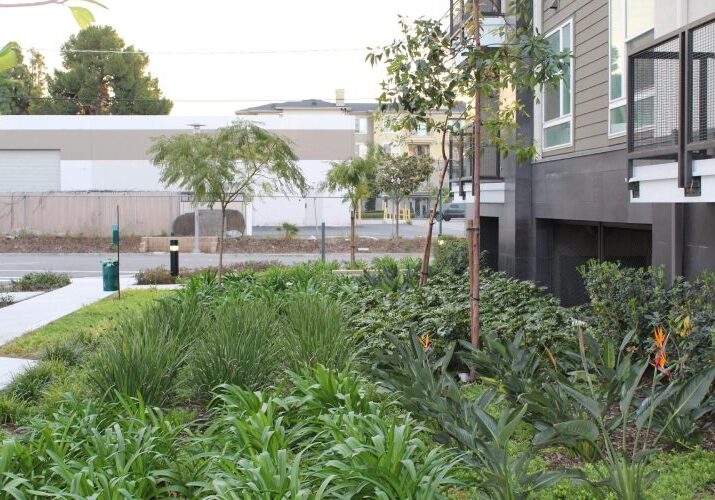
[448,0,510,66]
[627,17,715,203]
[448,128,504,203]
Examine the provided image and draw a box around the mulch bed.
[0,235,141,253]
[1,235,427,254]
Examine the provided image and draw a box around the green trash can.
[101,259,119,292]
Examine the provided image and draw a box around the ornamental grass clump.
[281,294,355,373]
[186,299,280,400]
[91,298,205,406]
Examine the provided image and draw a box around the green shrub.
[279,222,299,238]
[40,341,85,367]
[186,300,280,400]
[6,360,68,404]
[281,295,354,372]
[0,394,187,497]
[580,261,715,378]
[346,270,573,355]
[317,412,461,498]
[11,271,71,291]
[135,266,177,285]
[432,236,469,275]
[0,293,13,308]
[0,393,27,425]
[90,299,204,406]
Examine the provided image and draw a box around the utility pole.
[470,0,482,349]
[188,123,205,254]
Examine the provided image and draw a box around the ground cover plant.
[0,260,712,498]
[9,271,70,291]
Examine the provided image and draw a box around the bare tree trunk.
[218,205,226,284]
[470,0,482,349]
[419,130,450,286]
[350,208,356,267]
[394,197,400,240]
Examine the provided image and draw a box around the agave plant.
[459,332,547,403]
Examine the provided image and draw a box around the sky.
[1,0,447,115]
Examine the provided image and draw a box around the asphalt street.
[0,252,425,280]
[0,221,466,281]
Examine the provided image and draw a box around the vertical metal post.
[194,209,200,254]
[116,205,120,300]
[170,239,179,277]
[320,222,326,263]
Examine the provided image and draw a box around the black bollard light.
[170,239,179,277]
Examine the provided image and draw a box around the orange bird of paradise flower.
[418,334,431,351]
[651,325,671,376]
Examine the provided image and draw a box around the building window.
[609,0,654,137]
[381,143,392,155]
[543,20,573,150]
[414,144,430,156]
[355,117,368,134]
[355,142,367,157]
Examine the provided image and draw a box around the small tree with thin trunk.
[322,153,377,267]
[374,152,433,240]
[151,120,307,283]
[368,2,570,347]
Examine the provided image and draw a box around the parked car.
[440,202,465,221]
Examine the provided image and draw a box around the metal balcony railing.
[449,0,503,36]
[448,129,502,198]
[628,16,715,196]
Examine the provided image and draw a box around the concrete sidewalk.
[0,277,134,388]
[0,276,135,347]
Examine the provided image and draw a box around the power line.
[0,96,378,103]
[26,46,378,56]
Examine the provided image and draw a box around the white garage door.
[0,150,61,192]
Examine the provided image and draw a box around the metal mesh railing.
[689,19,715,144]
[629,36,681,152]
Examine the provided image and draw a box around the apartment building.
[448,0,715,305]
[241,93,448,218]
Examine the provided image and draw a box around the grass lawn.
[0,289,170,359]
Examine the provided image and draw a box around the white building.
[0,113,356,236]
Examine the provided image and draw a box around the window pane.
[547,30,559,52]
[562,57,571,115]
[610,0,624,100]
[544,121,571,148]
[610,105,626,135]
[544,84,561,121]
[561,23,571,51]
[626,0,654,39]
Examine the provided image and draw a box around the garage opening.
[481,216,499,270]
[0,150,60,192]
[547,221,652,306]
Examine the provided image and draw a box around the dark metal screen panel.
[689,19,715,143]
[629,36,681,152]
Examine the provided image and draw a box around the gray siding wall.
[542,0,626,157]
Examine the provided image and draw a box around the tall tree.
[322,151,377,267]
[36,25,172,115]
[0,43,43,114]
[369,1,570,347]
[151,120,308,283]
[0,0,105,72]
[374,152,433,240]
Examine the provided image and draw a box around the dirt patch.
[223,236,427,254]
[0,235,141,253]
[1,235,426,254]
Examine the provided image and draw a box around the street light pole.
[188,123,205,254]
